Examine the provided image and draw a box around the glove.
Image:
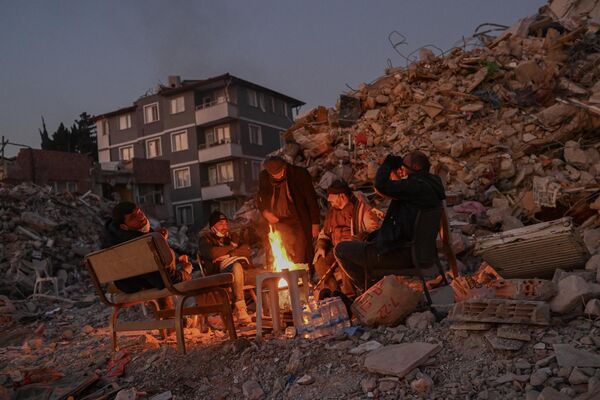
[312,247,326,264]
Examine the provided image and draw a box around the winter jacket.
[317,192,381,250]
[198,231,253,275]
[374,155,446,253]
[257,162,320,261]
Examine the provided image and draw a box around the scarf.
[270,177,292,219]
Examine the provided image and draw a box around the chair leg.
[147,300,167,340]
[421,281,433,306]
[267,279,282,337]
[175,297,186,354]
[435,258,449,285]
[110,306,121,351]
[218,288,237,340]
[249,288,257,304]
[256,279,264,340]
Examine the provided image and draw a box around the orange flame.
[268,226,294,287]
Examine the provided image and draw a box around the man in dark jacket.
[102,201,192,294]
[198,211,256,325]
[335,151,446,290]
[257,156,320,265]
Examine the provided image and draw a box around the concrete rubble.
[0,182,110,304]
[5,0,600,399]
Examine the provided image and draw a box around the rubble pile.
[0,182,109,301]
[231,0,600,253]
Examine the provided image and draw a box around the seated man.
[102,201,192,294]
[335,151,446,291]
[313,180,381,296]
[198,211,257,325]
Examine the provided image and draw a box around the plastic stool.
[255,268,309,340]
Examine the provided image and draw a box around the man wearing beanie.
[198,210,256,325]
[335,151,446,291]
[257,156,320,265]
[314,180,381,296]
[101,201,193,294]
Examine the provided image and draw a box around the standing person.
[257,156,320,265]
[335,151,446,291]
[102,201,193,294]
[198,211,258,325]
[313,180,381,295]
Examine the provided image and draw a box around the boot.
[235,300,252,325]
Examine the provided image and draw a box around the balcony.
[195,100,238,126]
[198,140,243,163]
[201,182,247,200]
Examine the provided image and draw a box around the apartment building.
[94,73,304,226]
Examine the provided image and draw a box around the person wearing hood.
[198,211,255,325]
[257,156,320,266]
[334,151,446,291]
[314,180,381,296]
[101,201,192,294]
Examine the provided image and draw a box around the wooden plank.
[114,319,175,332]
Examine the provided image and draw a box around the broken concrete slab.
[554,344,600,368]
[550,275,600,314]
[485,332,525,351]
[585,299,600,316]
[497,325,532,341]
[448,299,550,325]
[349,340,383,355]
[364,342,441,378]
[474,217,588,279]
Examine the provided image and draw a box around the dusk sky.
[0,0,544,156]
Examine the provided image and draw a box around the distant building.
[93,158,172,222]
[93,73,304,226]
[2,148,93,193]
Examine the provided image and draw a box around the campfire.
[267,226,308,287]
[267,226,309,311]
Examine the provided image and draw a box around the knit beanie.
[209,210,228,227]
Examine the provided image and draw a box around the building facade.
[2,148,93,193]
[94,74,304,226]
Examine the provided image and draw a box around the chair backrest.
[412,208,443,265]
[85,232,173,284]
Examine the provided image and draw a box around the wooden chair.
[85,232,237,354]
[365,208,451,305]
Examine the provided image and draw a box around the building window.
[258,93,266,111]
[101,119,109,136]
[143,103,160,124]
[119,114,132,130]
[137,184,164,205]
[206,125,230,146]
[249,124,262,145]
[175,204,194,225]
[251,160,261,180]
[220,200,237,219]
[171,130,188,152]
[146,138,162,158]
[173,167,191,189]
[283,102,290,118]
[170,96,185,114]
[208,161,234,185]
[248,89,258,107]
[270,97,276,113]
[119,145,134,161]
